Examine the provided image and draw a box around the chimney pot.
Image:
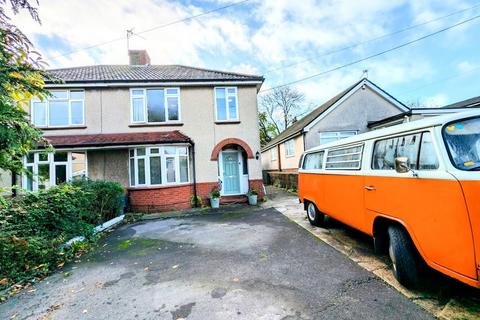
[129,50,151,65]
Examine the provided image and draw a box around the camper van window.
[419,132,439,170]
[372,133,420,170]
[303,151,324,170]
[325,145,363,170]
[443,117,480,170]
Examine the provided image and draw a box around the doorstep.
[220,195,247,204]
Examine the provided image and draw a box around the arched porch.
[211,138,254,196]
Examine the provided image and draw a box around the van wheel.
[388,225,419,288]
[306,202,325,227]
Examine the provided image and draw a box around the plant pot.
[248,195,258,205]
[210,197,220,208]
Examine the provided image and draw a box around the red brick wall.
[128,182,217,212]
[128,180,264,212]
[249,179,265,200]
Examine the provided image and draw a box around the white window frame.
[325,145,363,170]
[129,146,189,187]
[130,88,182,124]
[271,148,277,161]
[214,87,239,122]
[301,150,325,170]
[285,139,295,157]
[319,131,357,145]
[22,151,88,191]
[31,90,85,127]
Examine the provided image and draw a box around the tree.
[0,0,52,174]
[259,86,306,137]
[406,99,427,109]
[258,111,277,147]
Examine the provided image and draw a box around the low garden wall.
[264,171,298,191]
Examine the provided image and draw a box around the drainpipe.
[277,145,282,172]
[11,171,17,197]
[190,140,199,208]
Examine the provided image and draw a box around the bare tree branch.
[259,86,306,135]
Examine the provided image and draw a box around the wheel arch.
[372,215,424,261]
[303,198,314,211]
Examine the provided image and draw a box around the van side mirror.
[394,157,410,173]
[395,157,418,177]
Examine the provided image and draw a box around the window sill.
[128,182,191,191]
[285,154,295,158]
[129,122,184,127]
[215,121,241,125]
[39,126,87,130]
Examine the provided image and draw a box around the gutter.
[44,80,264,88]
[261,131,303,153]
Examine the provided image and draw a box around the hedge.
[0,180,125,294]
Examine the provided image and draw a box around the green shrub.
[190,195,203,208]
[0,180,125,293]
[0,185,96,289]
[209,187,221,199]
[71,179,125,223]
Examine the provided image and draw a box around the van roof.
[304,109,480,153]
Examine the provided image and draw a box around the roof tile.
[44,131,191,148]
[46,65,264,83]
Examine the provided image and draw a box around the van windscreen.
[443,116,480,171]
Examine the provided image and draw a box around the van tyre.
[306,202,325,227]
[388,225,419,288]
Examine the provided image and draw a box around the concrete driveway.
[0,207,432,320]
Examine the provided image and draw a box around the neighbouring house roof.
[261,78,408,151]
[367,95,480,129]
[442,95,480,109]
[45,65,264,84]
[367,111,412,128]
[43,131,192,148]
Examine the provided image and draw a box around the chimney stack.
[129,50,150,65]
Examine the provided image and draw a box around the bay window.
[31,90,85,127]
[215,87,238,121]
[131,88,180,123]
[129,146,189,187]
[23,151,87,191]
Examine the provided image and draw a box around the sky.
[9,0,480,110]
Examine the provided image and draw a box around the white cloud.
[10,0,252,68]
[7,0,476,106]
[457,61,479,73]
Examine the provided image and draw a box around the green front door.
[222,152,240,195]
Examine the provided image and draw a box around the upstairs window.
[319,131,357,145]
[326,145,363,170]
[131,88,180,123]
[215,87,238,121]
[285,139,295,157]
[32,90,85,127]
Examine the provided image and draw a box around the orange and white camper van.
[298,110,480,288]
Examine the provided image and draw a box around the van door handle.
[364,185,376,191]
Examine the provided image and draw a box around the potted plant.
[247,188,258,205]
[209,187,221,208]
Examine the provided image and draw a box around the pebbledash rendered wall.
[27,85,265,211]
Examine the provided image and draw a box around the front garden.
[0,179,125,301]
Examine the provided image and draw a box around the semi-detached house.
[13,51,265,211]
